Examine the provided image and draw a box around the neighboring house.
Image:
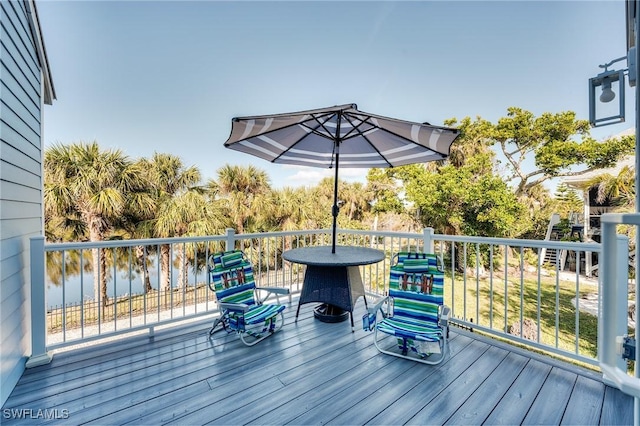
[0,0,54,406]
[562,129,635,276]
[564,148,635,243]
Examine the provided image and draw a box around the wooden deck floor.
[2,297,635,425]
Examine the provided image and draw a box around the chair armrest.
[256,286,290,295]
[220,302,250,312]
[367,296,389,316]
[439,305,450,327]
[362,296,390,332]
[255,286,291,305]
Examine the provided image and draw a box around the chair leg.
[209,315,226,336]
[295,301,301,322]
[238,311,285,346]
[372,327,448,365]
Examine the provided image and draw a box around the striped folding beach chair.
[363,252,449,364]
[208,250,290,346]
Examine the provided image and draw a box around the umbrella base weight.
[314,304,349,323]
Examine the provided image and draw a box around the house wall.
[0,0,47,407]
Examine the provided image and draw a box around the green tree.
[581,165,635,208]
[554,183,584,218]
[308,177,338,230]
[270,186,313,232]
[140,153,212,291]
[215,164,272,234]
[365,168,403,214]
[44,142,152,306]
[448,108,635,198]
[518,184,556,240]
[340,181,369,222]
[155,190,221,289]
[398,159,524,238]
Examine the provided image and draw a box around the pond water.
[46,262,206,308]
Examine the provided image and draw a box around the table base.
[284,246,384,329]
[313,304,350,323]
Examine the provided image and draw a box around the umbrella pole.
[331,148,339,254]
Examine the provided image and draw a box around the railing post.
[600,221,631,386]
[614,234,629,372]
[26,236,52,368]
[225,228,236,252]
[423,227,434,253]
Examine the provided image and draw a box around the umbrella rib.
[349,114,457,157]
[305,111,347,142]
[269,112,337,163]
[340,114,394,168]
[231,103,357,121]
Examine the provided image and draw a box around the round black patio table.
[282,246,385,327]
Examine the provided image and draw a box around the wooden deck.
[2,297,635,425]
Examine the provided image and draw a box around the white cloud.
[283,166,369,187]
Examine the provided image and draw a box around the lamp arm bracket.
[600,56,628,71]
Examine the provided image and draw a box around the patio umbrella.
[224,103,460,253]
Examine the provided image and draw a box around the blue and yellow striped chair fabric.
[392,252,442,272]
[384,264,444,340]
[208,250,286,344]
[372,252,447,362]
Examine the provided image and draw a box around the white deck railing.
[29,227,630,372]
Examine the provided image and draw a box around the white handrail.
[33,226,605,364]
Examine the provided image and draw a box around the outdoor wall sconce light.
[589,51,635,127]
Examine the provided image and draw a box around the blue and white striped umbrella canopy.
[224,103,460,253]
[224,103,460,169]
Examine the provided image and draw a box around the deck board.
[363,338,488,426]
[2,297,636,425]
[483,358,553,425]
[561,375,605,425]
[406,345,510,425]
[522,367,577,425]
[601,385,635,425]
[444,351,529,425]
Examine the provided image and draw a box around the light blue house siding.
[0,0,54,406]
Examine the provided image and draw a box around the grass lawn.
[444,271,600,360]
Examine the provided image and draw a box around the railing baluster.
[450,242,456,319]
[463,242,468,321]
[575,249,581,354]
[489,244,494,330]
[555,249,560,349]
[113,248,117,332]
[476,243,480,325]
[520,246,524,339]
[156,244,161,324]
[128,247,133,328]
[97,247,101,336]
[61,250,66,342]
[504,244,508,334]
[80,249,85,339]
[536,247,541,343]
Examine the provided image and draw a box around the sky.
[37,0,634,190]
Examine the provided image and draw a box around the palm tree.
[44,142,151,307]
[340,181,369,222]
[272,187,312,231]
[580,165,636,255]
[116,190,156,294]
[155,190,223,289]
[215,164,271,234]
[581,165,635,208]
[140,153,205,292]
